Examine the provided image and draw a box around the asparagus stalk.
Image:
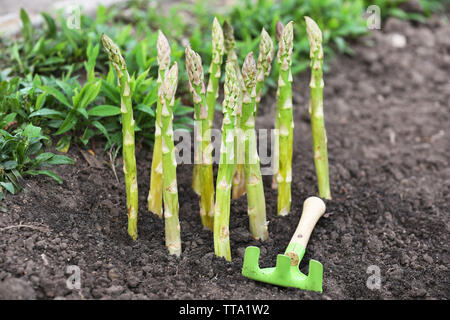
[192,18,225,196]
[255,28,274,115]
[275,21,294,216]
[305,17,331,200]
[214,60,240,261]
[160,63,182,256]
[223,20,246,200]
[272,21,285,191]
[148,30,170,218]
[185,46,215,231]
[192,157,201,196]
[101,34,139,240]
[241,52,268,241]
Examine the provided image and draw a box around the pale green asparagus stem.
[161,63,182,256]
[185,46,215,231]
[224,20,246,199]
[241,52,268,241]
[192,18,225,198]
[192,160,201,195]
[148,30,170,218]
[101,34,138,240]
[305,17,331,200]
[253,28,274,194]
[272,21,285,190]
[214,61,240,261]
[255,28,274,116]
[275,21,294,216]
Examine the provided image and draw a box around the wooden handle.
[289,196,326,248]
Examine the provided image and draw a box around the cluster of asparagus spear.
[185,19,275,261]
[101,16,331,260]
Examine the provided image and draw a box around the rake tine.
[306,259,323,292]
[243,246,261,273]
[273,254,292,280]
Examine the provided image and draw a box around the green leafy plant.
[228,0,368,76]
[10,9,87,76]
[7,7,125,78]
[0,75,46,128]
[0,124,74,200]
[45,79,102,134]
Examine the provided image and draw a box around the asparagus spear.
[192,155,201,196]
[305,17,331,200]
[192,18,225,197]
[101,34,139,240]
[206,17,225,126]
[275,21,294,216]
[160,63,182,256]
[241,52,268,241]
[214,60,240,261]
[272,21,285,191]
[223,20,246,200]
[185,46,215,231]
[148,30,170,218]
[255,28,274,115]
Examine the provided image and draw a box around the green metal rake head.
[242,197,326,292]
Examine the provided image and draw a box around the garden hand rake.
[242,196,326,292]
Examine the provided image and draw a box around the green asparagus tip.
[101,33,127,73]
[276,21,284,42]
[162,62,178,100]
[223,20,236,53]
[283,21,294,49]
[304,17,323,58]
[212,17,225,58]
[157,30,171,71]
[277,21,294,67]
[224,60,240,115]
[185,46,205,90]
[258,28,274,77]
[242,52,257,90]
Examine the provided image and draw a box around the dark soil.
[1,16,449,300]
